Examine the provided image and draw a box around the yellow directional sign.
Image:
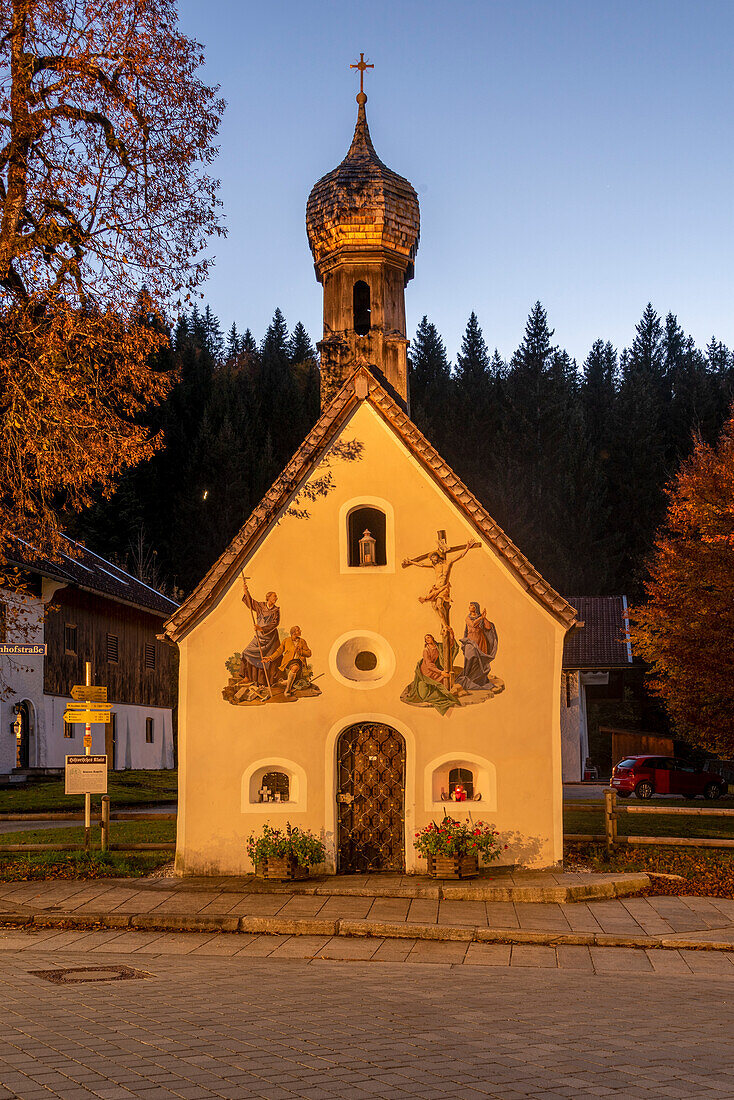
[70,685,107,702]
[64,709,111,725]
[66,700,110,712]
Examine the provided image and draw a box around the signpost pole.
[84,661,92,853]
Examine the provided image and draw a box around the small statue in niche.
[259,785,271,803]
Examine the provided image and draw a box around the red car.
[611,755,728,800]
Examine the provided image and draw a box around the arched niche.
[338,496,395,574]
[423,752,497,813]
[241,758,307,814]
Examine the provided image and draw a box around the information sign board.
[64,709,111,725]
[65,755,108,795]
[70,685,107,702]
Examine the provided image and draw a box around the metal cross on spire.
[350,52,374,95]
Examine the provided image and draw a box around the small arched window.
[259,771,290,803]
[353,281,371,335]
[449,767,474,800]
[348,507,387,567]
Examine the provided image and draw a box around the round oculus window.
[330,632,396,688]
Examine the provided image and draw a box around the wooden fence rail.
[567,789,734,851]
[0,797,176,855]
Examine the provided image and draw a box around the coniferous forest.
[72,301,734,603]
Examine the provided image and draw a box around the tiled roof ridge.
[164,366,577,641]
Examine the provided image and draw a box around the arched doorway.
[336,722,405,873]
[15,701,31,769]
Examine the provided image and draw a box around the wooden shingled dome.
[306,94,420,281]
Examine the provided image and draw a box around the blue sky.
[177,0,734,364]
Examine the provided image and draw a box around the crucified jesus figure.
[402,533,481,689]
[402,537,481,629]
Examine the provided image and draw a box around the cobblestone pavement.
[2,882,734,943]
[0,931,733,1099]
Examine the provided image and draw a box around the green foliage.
[413,817,504,861]
[246,822,325,868]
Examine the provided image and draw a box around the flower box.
[427,853,479,879]
[247,823,325,879]
[257,856,309,881]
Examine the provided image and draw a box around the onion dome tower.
[306,56,420,409]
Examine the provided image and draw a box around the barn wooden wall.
[44,587,178,708]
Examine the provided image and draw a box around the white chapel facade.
[166,74,578,874]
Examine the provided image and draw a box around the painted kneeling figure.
[264,626,312,698]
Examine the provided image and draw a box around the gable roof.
[563,596,634,669]
[7,535,178,617]
[163,366,578,642]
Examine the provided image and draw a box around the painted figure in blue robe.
[456,602,498,691]
[240,580,280,687]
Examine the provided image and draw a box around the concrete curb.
[1,909,732,952]
[139,873,650,903]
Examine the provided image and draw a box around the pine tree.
[226,322,241,361]
[258,309,302,473]
[203,306,224,363]
[289,321,320,438]
[608,307,669,594]
[454,312,489,397]
[582,339,617,460]
[408,316,451,450]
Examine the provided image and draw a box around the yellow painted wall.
[176,401,567,874]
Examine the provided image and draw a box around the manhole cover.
[30,965,149,984]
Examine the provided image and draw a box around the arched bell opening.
[353,280,371,335]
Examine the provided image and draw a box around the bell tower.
[306,56,420,409]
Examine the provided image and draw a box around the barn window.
[106,634,118,663]
[63,720,74,739]
[64,624,77,655]
[144,642,156,670]
[145,717,154,743]
[448,767,474,800]
[353,281,371,335]
[348,507,387,567]
[258,771,290,803]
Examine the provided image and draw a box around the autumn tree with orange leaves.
[630,410,734,758]
[0,0,224,566]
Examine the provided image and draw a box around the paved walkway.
[0,942,733,1098]
[1,879,734,950]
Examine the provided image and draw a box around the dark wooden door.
[336,723,405,873]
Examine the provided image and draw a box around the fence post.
[101,796,110,853]
[604,788,616,854]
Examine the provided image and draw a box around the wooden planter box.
[256,856,309,881]
[427,853,479,879]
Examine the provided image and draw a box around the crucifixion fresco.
[401,531,504,715]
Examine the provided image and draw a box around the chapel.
[165,63,578,874]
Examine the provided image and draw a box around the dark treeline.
[73,301,734,601]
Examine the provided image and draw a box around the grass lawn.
[0,820,175,846]
[0,769,177,813]
[0,819,175,880]
[565,840,734,898]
